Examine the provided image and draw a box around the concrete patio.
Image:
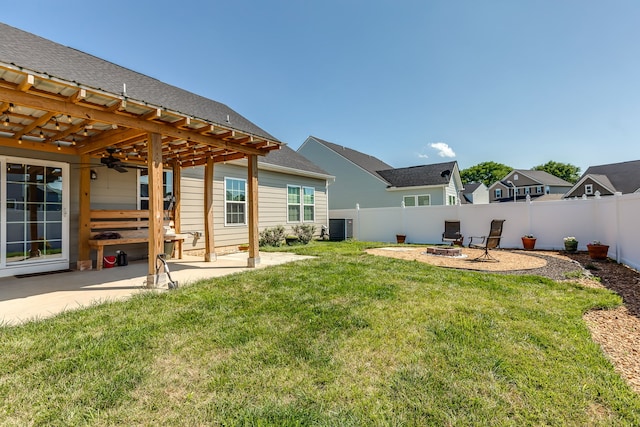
[0,252,313,326]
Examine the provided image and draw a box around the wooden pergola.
[0,65,281,284]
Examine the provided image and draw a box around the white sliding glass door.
[1,156,69,278]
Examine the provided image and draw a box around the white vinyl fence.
[330,193,640,272]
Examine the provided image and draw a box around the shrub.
[292,224,316,244]
[259,225,285,247]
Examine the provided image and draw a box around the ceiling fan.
[97,147,143,173]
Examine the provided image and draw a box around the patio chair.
[442,220,463,246]
[468,219,506,262]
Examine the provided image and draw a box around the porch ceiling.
[0,65,281,167]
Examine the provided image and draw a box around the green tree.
[460,161,512,186]
[532,161,581,184]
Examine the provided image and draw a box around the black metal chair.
[442,220,463,246]
[468,219,506,262]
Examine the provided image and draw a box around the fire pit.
[425,246,463,257]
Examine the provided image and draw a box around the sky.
[3,1,640,174]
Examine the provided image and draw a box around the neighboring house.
[298,136,463,209]
[0,23,330,278]
[564,160,640,198]
[460,182,489,204]
[488,170,573,203]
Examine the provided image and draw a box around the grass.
[1,240,640,425]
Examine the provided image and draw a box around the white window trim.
[495,188,502,199]
[287,185,301,223]
[585,184,593,195]
[403,195,431,207]
[224,177,247,226]
[137,169,173,210]
[302,186,315,222]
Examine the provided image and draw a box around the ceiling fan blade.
[114,165,128,173]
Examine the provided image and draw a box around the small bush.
[292,224,316,244]
[259,225,285,247]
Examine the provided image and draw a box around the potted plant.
[587,240,609,260]
[521,234,536,250]
[563,236,578,252]
[396,234,406,244]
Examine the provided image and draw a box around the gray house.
[298,136,463,209]
[564,159,640,198]
[488,170,573,203]
[0,23,330,278]
[460,182,489,204]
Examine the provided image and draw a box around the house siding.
[180,163,328,250]
[298,139,391,209]
[565,177,613,198]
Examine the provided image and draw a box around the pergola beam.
[0,85,269,156]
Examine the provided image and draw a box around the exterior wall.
[565,177,614,198]
[469,187,489,204]
[298,139,459,208]
[298,139,390,209]
[180,163,329,251]
[331,193,640,272]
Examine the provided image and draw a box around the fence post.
[356,203,360,241]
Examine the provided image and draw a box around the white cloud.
[430,142,456,158]
[417,153,429,159]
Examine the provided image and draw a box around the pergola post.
[77,154,92,270]
[247,154,260,267]
[146,133,164,287]
[172,162,183,259]
[204,157,216,262]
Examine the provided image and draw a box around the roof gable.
[307,136,392,181]
[580,160,640,194]
[377,161,458,188]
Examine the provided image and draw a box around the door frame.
[0,155,70,277]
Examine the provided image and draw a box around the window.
[139,170,173,210]
[303,187,315,221]
[536,186,543,194]
[525,187,530,195]
[448,195,456,205]
[417,195,430,206]
[495,188,502,199]
[585,184,593,195]
[288,185,315,222]
[225,178,246,225]
[403,195,430,206]
[288,186,301,222]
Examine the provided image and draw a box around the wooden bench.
[88,209,186,270]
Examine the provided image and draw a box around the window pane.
[304,206,314,221]
[303,187,314,204]
[288,205,301,222]
[417,195,430,206]
[403,196,416,207]
[288,186,300,204]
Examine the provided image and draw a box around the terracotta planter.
[587,244,609,260]
[396,234,406,244]
[521,237,536,250]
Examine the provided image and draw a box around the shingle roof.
[309,136,392,180]
[0,22,278,142]
[581,160,640,194]
[515,170,573,186]
[376,161,458,188]
[260,145,329,176]
[463,182,483,193]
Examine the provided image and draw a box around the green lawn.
[1,241,639,426]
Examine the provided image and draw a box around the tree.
[532,161,581,184]
[460,161,513,186]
